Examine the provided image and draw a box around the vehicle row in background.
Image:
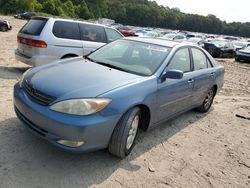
[14,12,37,20]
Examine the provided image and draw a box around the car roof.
[32,16,109,28]
[124,37,180,48]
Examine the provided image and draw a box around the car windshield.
[213,40,227,47]
[244,46,250,51]
[88,40,171,76]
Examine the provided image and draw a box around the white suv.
[15,17,123,66]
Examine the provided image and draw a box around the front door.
[155,47,194,123]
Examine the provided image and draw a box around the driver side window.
[166,48,191,73]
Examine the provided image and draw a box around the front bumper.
[236,54,250,62]
[13,83,120,152]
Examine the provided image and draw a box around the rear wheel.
[197,87,216,113]
[108,107,141,158]
[0,25,8,32]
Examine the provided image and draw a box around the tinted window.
[192,48,208,70]
[20,19,47,35]
[53,21,80,40]
[175,35,184,39]
[79,23,106,43]
[166,48,191,73]
[105,28,123,43]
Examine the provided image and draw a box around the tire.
[197,87,216,113]
[109,107,141,158]
[235,56,240,62]
[219,51,223,58]
[0,25,8,32]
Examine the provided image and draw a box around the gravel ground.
[0,16,249,188]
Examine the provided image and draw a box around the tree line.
[0,0,250,38]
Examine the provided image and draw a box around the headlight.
[49,98,111,115]
[19,69,31,87]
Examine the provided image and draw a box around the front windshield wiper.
[96,62,130,73]
[84,56,130,73]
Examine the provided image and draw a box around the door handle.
[188,79,194,85]
[210,72,216,78]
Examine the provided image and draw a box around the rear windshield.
[20,18,47,36]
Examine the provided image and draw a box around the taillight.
[17,36,47,48]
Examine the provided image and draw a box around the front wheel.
[108,107,141,158]
[0,25,8,32]
[197,87,216,113]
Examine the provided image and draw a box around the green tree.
[42,0,56,14]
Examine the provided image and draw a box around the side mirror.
[161,69,184,81]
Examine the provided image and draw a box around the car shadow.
[0,66,29,79]
[0,109,209,187]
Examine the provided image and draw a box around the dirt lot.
[0,16,249,188]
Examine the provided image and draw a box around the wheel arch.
[61,54,78,59]
[212,84,218,95]
[118,103,151,132]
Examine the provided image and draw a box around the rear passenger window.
[105,28,123,43]
[192,48,210,70]
[52,21,80,40]
[79,23,106,43]
[166,48,191,73]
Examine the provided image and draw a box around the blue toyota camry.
[14,37,224,158]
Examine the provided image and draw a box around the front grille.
[23,80,56,106]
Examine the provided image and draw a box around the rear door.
[17,17,48,57]
[52,20,82,49]
[79,23,107,55]
[190,47,216,105]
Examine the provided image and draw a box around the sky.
[153,0,249,23]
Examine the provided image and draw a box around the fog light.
[57,140,85,147]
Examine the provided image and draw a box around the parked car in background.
[232,41,250,51]
[15,17,123,66]
[14,37,224,158]
[186,33,205,39]
[135,30,161,38]
[204,40,235,58]
[187,37,205,48]
[0,19,12,31]
[160,33,186,42]
[14,12,37,20]
[235,46,250,62]
[117,26,136,36]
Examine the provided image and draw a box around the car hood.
[238,49,250,54]
[26,57,145,100]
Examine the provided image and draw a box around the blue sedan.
[14,37,224,158]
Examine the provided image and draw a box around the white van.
[15,17,123,66]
